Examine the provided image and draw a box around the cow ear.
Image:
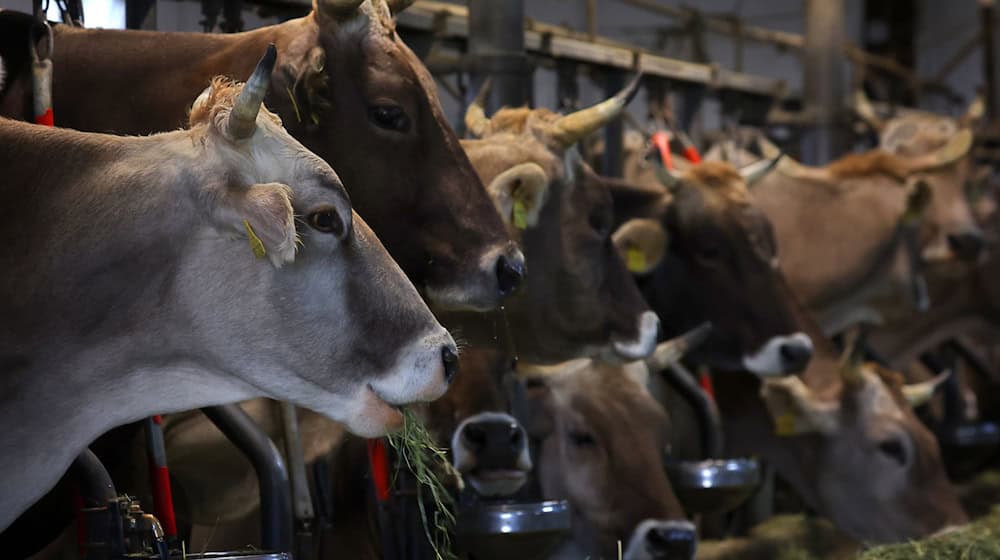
[486,163,550,230]
[612,218,667,275]
[760,376,840,436]
[215,182,298,268]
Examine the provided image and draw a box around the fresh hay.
[859,506,1000,560]
[697,514,857,560]
[386,407,460,560]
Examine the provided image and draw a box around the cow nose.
[947,231,985,261]
[462,423,487,450]
[462,418,525,453]
[496,253,525,297]
[779,339,813,371]
[645,523,697,559]
[441,346,459,384]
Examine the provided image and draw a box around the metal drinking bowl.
[456,500,572,560]
[666,458,761,514]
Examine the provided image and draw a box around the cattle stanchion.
[29,21,54,127]
[279,402,316,560]
[143,416,178,543]
[201,404,294,553]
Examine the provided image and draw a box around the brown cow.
[519,351,696,560]
[441,79,664,362]
[613,156,814,376]
[0,1,520,311]
[0,50,456,531]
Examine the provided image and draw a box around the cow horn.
[907,128,973,171]
[313,0,365,21]
[465,78,493,138]
[228,44,277,140]
[645,322,712,371]
[902,370,951,408]
[739,154,783,186]
[385,0,415,14]
[549,73,642,146]
[961,94,985,126]
[854,89,885,132]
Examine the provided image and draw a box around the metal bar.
[467,0,528,111]
[602,70,626,178]
[586,0,597,40]
[662,363,724,458]
[202,404,293,553]
[931,33,982,84]
[801,0,848,164]
[73,449,118,506]
[280,402,315,560]
[982,0,998,119]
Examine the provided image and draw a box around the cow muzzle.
[742,333,813,377]
[624,519,697,560]
[426,244,526,311]
[348,329,458,437]
[947,230,985,261]
[452,412,533,497]
[611,311,661,360]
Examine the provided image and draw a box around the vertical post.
[603,69,626,177]
[467,0,529,112]
[801,0,848,164]
[125,0,157,29]
[981,0,999,119]
[586,0,597,41]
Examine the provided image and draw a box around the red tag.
[35,108,54,127]
[651,131,674,170]
[367,439,392,502]
[682,145,702,164]
[698,370,715,400]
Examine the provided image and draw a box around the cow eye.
[308,209,346,237]
[877,437,909,467]
[368,105,411,133]
[568,430,596,447]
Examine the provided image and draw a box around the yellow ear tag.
[626,245,647,273]
[243,219,267,259]
[513,199,528,230]
[775,411,798,437]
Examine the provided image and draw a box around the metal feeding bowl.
[666,458,761,514]
[938,421,1000,480]
[456,500,572,560]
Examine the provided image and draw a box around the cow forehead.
[882,114,957,156]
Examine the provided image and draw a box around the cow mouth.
[466,468,529,497]
[365,384,405,428]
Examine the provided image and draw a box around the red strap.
[650,131,674,170]
[149,465,178,537]
[682,145,702,164]
[698,370,715,400]
[34,108,54,127]
[367,439,392,503]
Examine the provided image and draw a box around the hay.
[859,506,1000,560]
[386,407,460,560]
[697,515,857,560]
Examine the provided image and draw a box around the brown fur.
[187,77,283,128]
[483,106,560,136]
[826,150,909,182]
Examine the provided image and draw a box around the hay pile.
[859,506,1000,560]
[697,515,857,560]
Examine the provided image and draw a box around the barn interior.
[1,0,999,559]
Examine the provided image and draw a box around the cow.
[518,343,699,560]
[711,319,968,543]
[441,78,664,362]
[610,154,814,376]
[0,49,457,531]
[0,0,520,312]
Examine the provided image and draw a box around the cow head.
[274,0,522,312]
[855,90,986,264]
[760,363,968,542]
[519,357,694,560]
[454,78,662,362]
[612,158,814,376]
[185,47,457,437]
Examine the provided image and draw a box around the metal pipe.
[801,0,847,164]
[280,402,315,560]
[662,363,724,458]
[466,0,529,111]
[202,404,293,552]
[981,0,998,119]
[602,70,626,177]
[73,449,117,506]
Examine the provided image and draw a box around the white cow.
[0,46,456,530]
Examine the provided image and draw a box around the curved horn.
[549,73,642,146]
[465,78,493,138]
[961,94,985,127]
[228,44,277,140]
[385,0,415,14]
[902,370,951,408]
[645,322,712,371]
[312,0,365,22]
[907,128,973,171]
[739,154,783,186]
[854,89,885,132]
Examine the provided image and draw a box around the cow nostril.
[947,232,985,261]
[779,341,813,369]
[495,254,525,298]
[509,425,523,448]
[646,525,697,555]
[441,346,459,384]
[463,424,487,449]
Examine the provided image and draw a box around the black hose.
[201,404,293,552]
[72,448,117,506]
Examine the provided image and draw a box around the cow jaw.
[742,332,814,376]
